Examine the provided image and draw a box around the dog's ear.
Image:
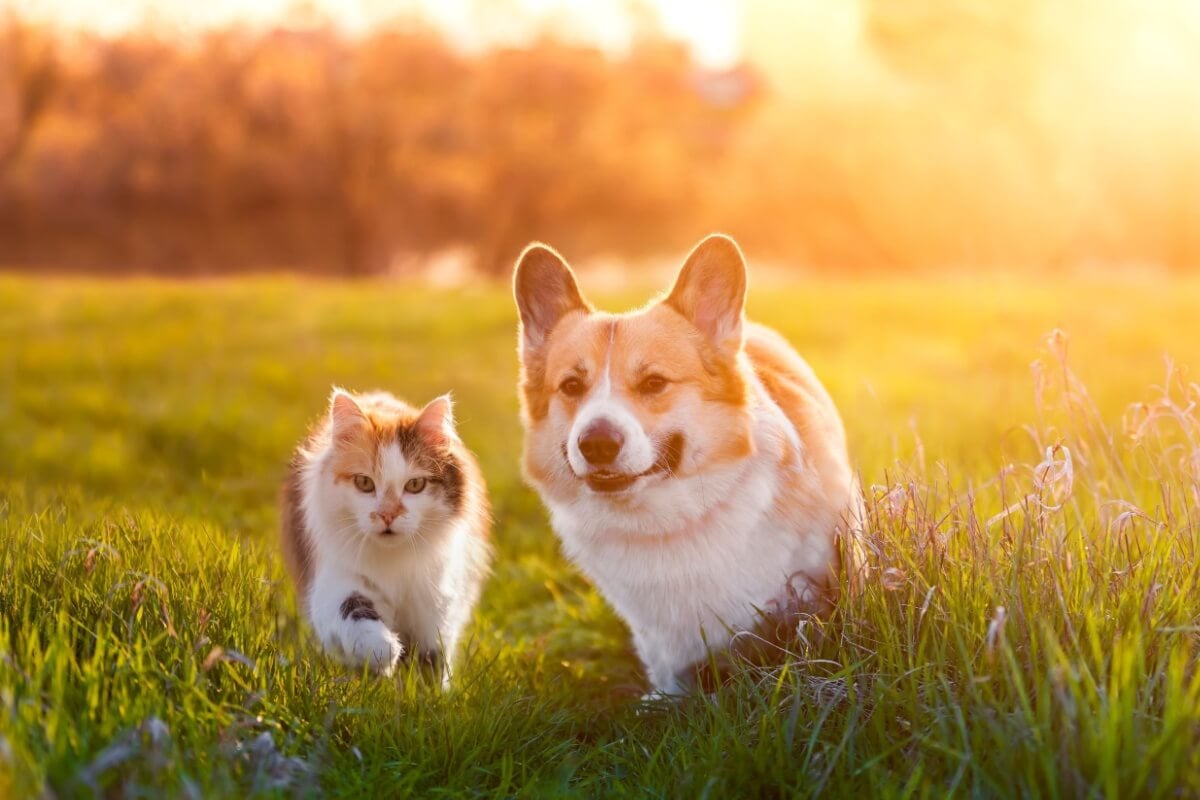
[664,234,747,350]
[513,243,591,354]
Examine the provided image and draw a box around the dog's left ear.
[664,234,747,350]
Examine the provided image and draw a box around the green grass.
[2,274,1200,797]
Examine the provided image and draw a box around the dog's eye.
[353,474,375,493]
[559,377,586,397]
[638,374,669,395]
[404,477,427,494]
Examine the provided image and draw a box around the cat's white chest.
[354,541,447,637]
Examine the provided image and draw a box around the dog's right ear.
[513,243,591,353]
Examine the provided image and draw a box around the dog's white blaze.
[566,323,656,476]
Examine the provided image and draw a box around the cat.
[281,388,491,681]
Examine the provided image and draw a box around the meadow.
[2,274,1200,797]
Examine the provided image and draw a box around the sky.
[5,0,743,68]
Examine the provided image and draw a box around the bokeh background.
[5,4,1200,796]
[3,0,1198,278]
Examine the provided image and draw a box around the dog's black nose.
[578,420,623,465]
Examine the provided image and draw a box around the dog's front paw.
[344,621,404,676]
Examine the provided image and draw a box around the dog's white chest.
[549,440,835,691]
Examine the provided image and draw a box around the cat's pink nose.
[378,507,403,525]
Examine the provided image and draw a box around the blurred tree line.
[0,14,750,275]
[2,2,1199,276]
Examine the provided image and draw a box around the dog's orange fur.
[522,307,757,491]
[745,323,857,520]
[515,234,865,693]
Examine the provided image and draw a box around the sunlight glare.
[8,0,742,67]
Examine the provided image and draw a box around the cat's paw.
[344,621,404,676]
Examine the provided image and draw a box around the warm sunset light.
[4,1,1200,796]
[13,0,743,66]
[3,0,1197,275]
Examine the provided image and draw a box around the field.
[2,274,1200,797]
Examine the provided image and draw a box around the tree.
[0,15,59,179]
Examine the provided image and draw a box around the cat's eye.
[353,474,375,493]
[404,477,427,494]
[638,374,669,395]
[559,377,586,397]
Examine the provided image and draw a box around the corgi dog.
[514,234,862,696]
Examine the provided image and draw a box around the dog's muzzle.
[573,432,685,493]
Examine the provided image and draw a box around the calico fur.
[280,389,491,681]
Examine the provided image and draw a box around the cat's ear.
[664,234,747,352]
[415,394,457,444]
[329,388,366,443]
[513,243,591,354]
